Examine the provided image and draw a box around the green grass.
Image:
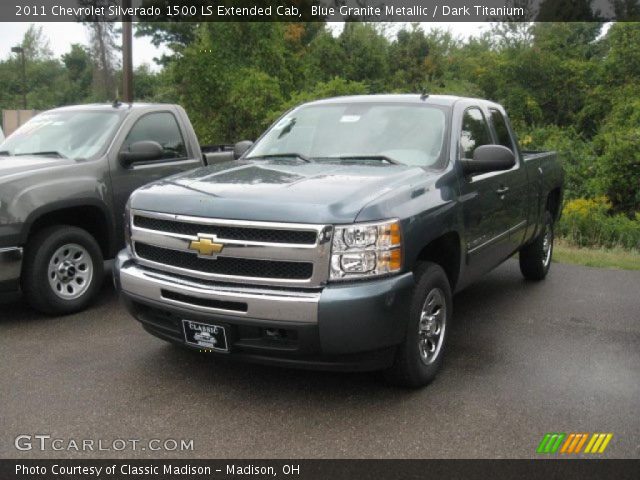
[553,239,640,270]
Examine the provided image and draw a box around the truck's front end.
[115,206,419,369]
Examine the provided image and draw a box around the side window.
[460,108,492,160]
[490,109,514,152]
[121,112,187,160]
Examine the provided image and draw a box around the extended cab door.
[487,108,530,253]
[457,105,514,274]
[108,109,202,248]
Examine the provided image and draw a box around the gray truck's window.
[122,112,187,160]
[0,111,121,160]
[460,108,492,159]
[490,109,514,152]
[248,104,447,168]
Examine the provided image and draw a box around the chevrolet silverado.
[114,95,563,387]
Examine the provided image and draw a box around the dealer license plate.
[182,320,228,352]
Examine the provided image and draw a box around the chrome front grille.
[134,243,314,280]
[130,210,333,287]
[133,215,318,245]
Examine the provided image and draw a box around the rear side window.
[490,109,514,152]
[460,108,492,159]
[122,112,187,160]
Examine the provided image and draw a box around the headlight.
[330,219,402,280]
[124,198,132,253]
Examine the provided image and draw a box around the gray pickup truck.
[115,94,564,387]
[0,103,211,314]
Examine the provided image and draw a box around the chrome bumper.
[0,247,23,282]
[117,254,321,324]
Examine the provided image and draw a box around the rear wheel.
[384,261,452,388]
[22,225,104,315]
[519,211,554,281]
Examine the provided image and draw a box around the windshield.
[248,103,448,168]
[0,110,122,160]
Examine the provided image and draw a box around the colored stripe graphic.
[585,433,613,453]
[560,433,589,454]
[540,433,613,454]
[537,433,565,453]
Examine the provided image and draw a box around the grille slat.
[134,216,317,245]
[135,243,313,280]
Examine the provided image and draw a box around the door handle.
[495,186,510,196]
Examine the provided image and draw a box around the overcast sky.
[0,22,490,70]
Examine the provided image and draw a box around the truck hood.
[0,156,76,180]
[130,160,431,224]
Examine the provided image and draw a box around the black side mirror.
[233,140,253,160]
[119,140,164,166]
[461,144,515,175]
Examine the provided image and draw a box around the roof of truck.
[46,103,177,113]
[305,94,502,109]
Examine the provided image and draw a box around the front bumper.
[115,250,415,371]
[0,246,23,293]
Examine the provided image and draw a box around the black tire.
[22,225,104,315]
[519,211,554,281]
[384,261,452,388]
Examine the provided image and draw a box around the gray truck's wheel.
[519,211,554,281]
[22,226,104,315]
[384,261,452,388]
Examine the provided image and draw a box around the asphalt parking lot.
[1,260,639,459]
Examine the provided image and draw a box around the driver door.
[458,107,513,275]
[109,110,201,249]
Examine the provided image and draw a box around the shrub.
[558,197,640,249]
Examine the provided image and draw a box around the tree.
[595,85,640,214]
[388,25,430,91]
[85,21,119,100]
[78,1,120,100]
[338,23,389,91]
[0,25,68,110]
[60,44,93,104]
[135,22,200,65]
[21,24,54,61]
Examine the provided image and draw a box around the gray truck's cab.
[0,103,204,313]
[115,94,563,387]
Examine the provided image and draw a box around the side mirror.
[233,140,253,160]
[461,144,515,175]
[119,140,164,166]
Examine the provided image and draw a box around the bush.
[558,197,640,249]
[519,125,601,200]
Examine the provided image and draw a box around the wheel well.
[26,206,111,257]
[547,188,562,221]
[415,232,461,290]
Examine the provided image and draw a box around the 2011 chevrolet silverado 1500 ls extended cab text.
[115,95,564,387]
[0,103,212,314]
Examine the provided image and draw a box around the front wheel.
[519,211,554,281]
[22,225,104,315]
[384,261,452,388]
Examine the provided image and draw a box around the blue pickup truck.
[114,94,563,387]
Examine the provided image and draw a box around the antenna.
[420,91,429,101]
[112,99,121,108]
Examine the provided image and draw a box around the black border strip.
[2,459,639,480]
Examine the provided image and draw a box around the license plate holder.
[182,320,229,352]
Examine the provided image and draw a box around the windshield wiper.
[0,151,10,156]
[334,155,403,165]
[14,151,68,159]
[247,153,312,163]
